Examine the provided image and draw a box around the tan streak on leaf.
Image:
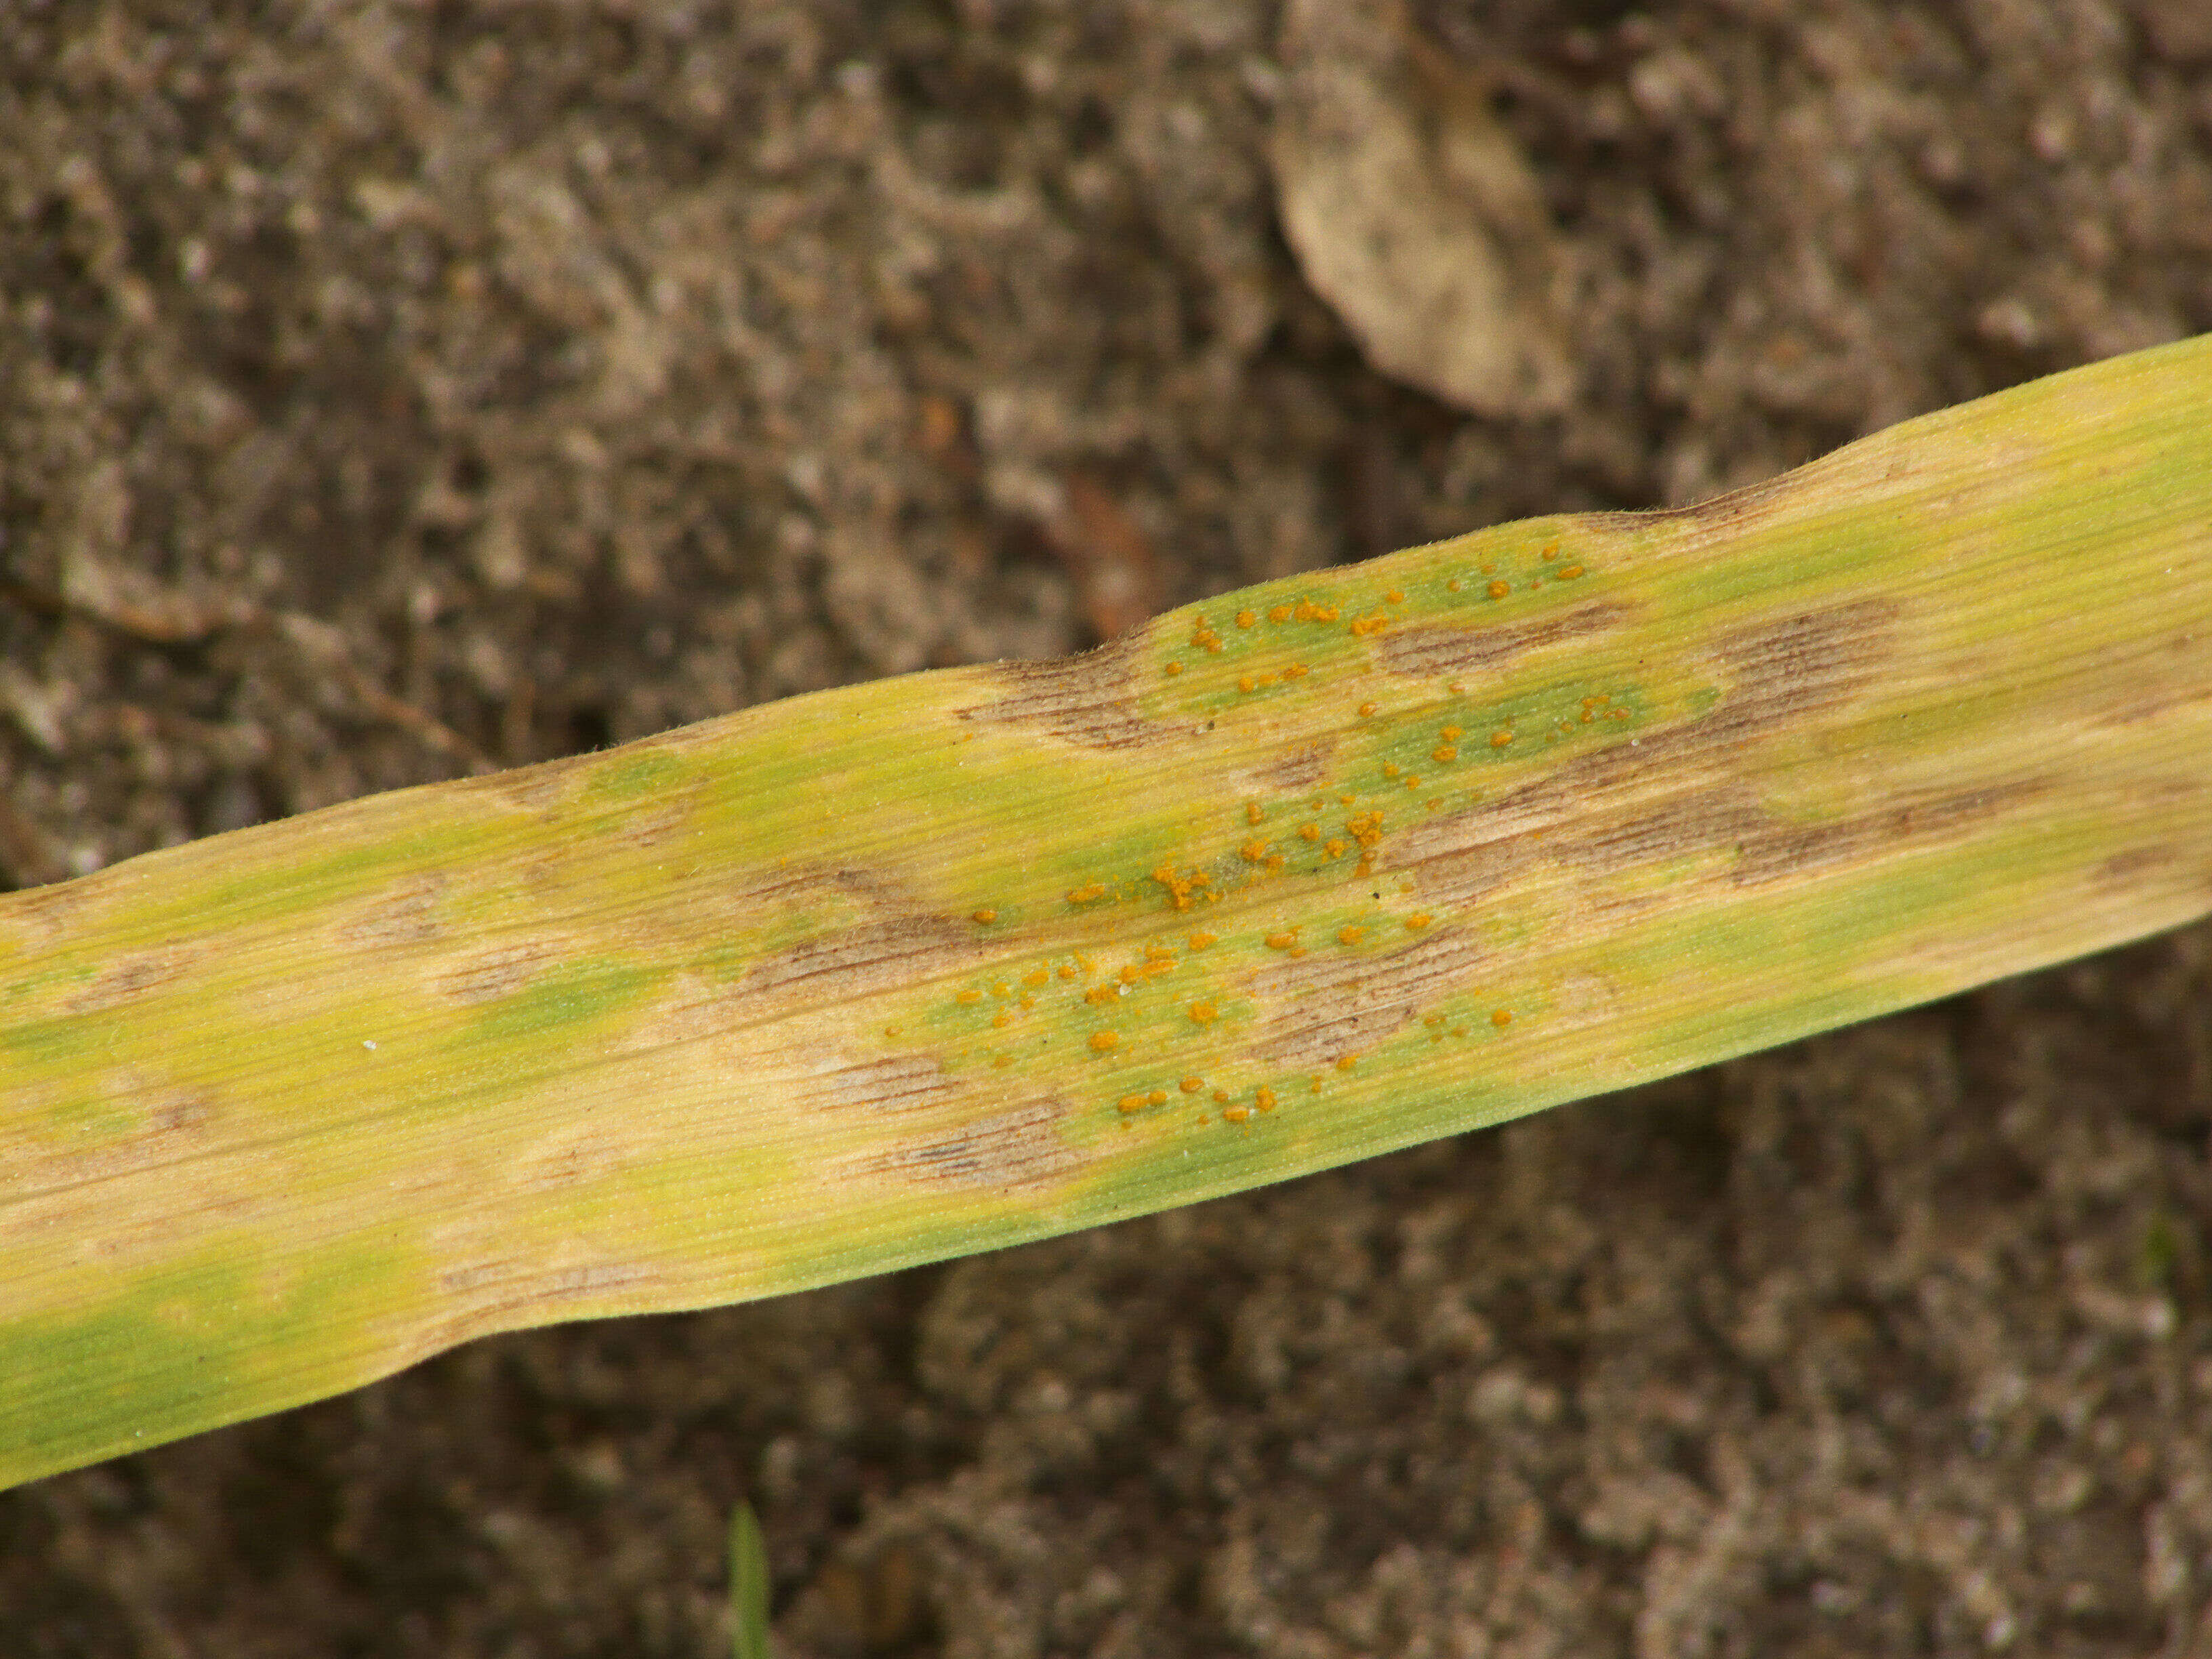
[1259,741,1336,792]
[1393,600,1906,904]
[856,1097,1082,1191]
[63,951,196,1015]
[333,876,447,947]
[1586,466,1801,536]
[0,878,92,945]
[1578,790,1765,865]
[438,941,568,1004]
[734,863,861,905]
[2101,846,2180,881]
[1557,600,1904,797]
[1377,600,1637,678]
[796,1052,965,1116]
[1397,832,1544,912]
[957,630,1197,750]
[509,1124,629,1193]
[738,917,994,1015]
[1248,928,1486,1070]
[464,752,590,816]
[5,1082,220,1200]
[1708,600,1904,730]
[609,802,693,849]
[1730,782,2049,886]
[2091,840,2212,905]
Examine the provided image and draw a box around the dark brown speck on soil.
[4,1,2212,1654]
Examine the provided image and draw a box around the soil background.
[5,1,2212,1655]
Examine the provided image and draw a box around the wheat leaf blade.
[3,335,2208,1491]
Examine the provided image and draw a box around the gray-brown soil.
[5,1,2212,1654]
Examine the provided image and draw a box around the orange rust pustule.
[1376,600,1636,680]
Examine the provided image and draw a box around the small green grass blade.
[730,1500,770,1659]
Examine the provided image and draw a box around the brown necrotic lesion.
[798,1052,965,1116]
[857,1097,1083,1191]
[956,632,1199,751]
[60,950,196,1016]
[740,916,991,1013]
[1246,927,1484,1072]
[1376,600,1636,680]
